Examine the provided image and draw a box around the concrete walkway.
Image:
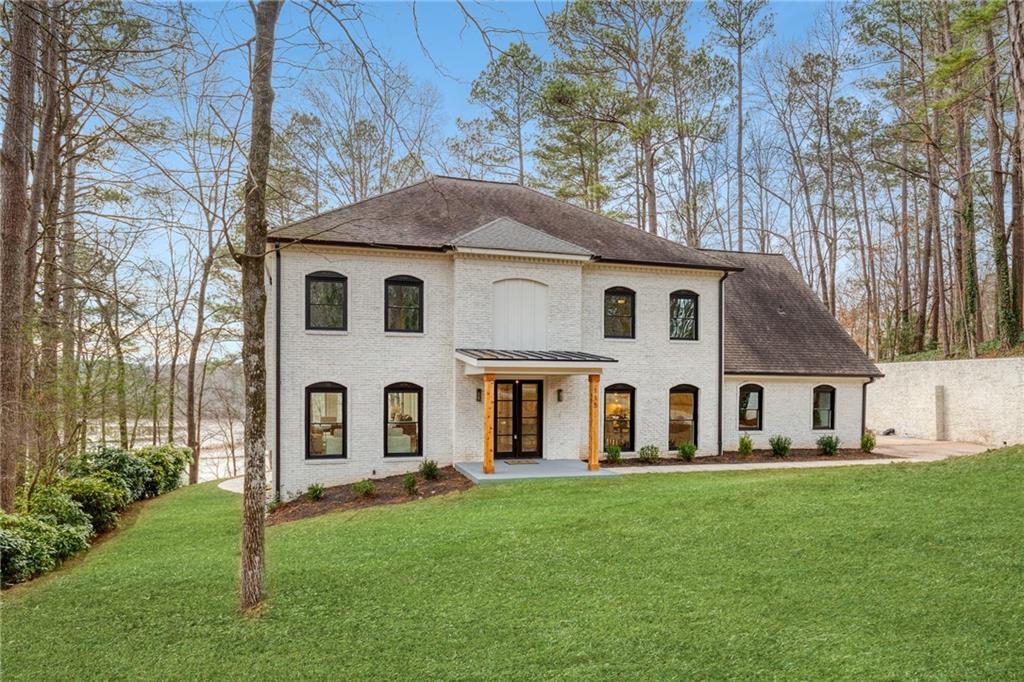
[218,477,244,494]
[454,458,617,484]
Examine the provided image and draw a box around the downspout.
[718,272,730,456]
[274,247,282,500]
[861,376,875,440]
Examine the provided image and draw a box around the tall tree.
[0,1,40,511]
[706,0,773,252]
[238,0,282,613]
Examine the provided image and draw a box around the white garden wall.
[866,358,1024,446]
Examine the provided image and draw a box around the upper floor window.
[669,384,698,448]
[604,287,635,339]
[306,271,347,330]
[604,383,635,451]
[739,384,763,431]
[812,385,835,430]
[385,382,422,456]
[669,290,698,340]
[385,276,423,333]
[306,382,346,458]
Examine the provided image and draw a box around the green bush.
[419,459,440,481]
[605,444,622,462]
[403,473,417,496]
[58,475,129,533]
[768,435,792,457]
[861,430,877,454]
[352,480,376,498]
[0,513,60,585]
[817,435,841,456]
[134,444,192,496]
[638,445,660,463]
[20,485,92,532]
[738,434,753,456]
[68,448,153,502]
[305,483,325,501]
[677,442,697,461]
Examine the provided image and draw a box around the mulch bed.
[267,466,474,526]
[602,448,894,467]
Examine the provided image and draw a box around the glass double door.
[494,380,542,459]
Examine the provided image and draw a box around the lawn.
[3,449,1023,680]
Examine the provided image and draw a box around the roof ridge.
[699,247,785,257]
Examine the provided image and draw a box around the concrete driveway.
[873,435,990,462]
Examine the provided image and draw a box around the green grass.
[4,449,1024,680]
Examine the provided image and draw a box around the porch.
[454,458,619,484]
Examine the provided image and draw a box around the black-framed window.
[669,384,698,448]
[604,287,636,339]
[306,382,346,458]
[813,385,836,430]
[739,384,763,431]
[306,271,347,330]
[604,383,635,451]
[669,290,698,340]
[385,382,422,456]
[385,275,423,332]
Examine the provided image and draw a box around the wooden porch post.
[483,374,495,474]
[588,374,600,471]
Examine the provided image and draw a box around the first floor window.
[669,384,698,448]
[385,382,422,456]
[385,275,423,332]
[307,383,346,458]
[813,385,835,430]
[739,384,763,431]
[604,384,635,451]
[306,271,347,330]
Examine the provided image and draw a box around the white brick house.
[265,177,881,496]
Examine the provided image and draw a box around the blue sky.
[199,0,827,140]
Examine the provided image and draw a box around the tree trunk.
[240,0,282,613]
[61,152,79,446]
[736,45,744,252]
[0,1,39,511]
[1011,133,1023,327]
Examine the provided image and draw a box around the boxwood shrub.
[58,475,130,533]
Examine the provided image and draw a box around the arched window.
[812,385,836,430]
[305,271,347,330]
[385,275,424,332]
[306,382,346,458]
[738,384,763,431]
[604,383,635,451]
[669,384,698,448]
[385,382,423,456]
[604,287,636,339]
[669,290,698,340]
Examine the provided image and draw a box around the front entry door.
[494,380,543,459]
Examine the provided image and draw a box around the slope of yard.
[3,448,1023,680]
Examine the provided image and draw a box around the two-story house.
[265,176,881,496]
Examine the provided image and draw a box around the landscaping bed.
[602,448,892,467]
[267,466,473,525]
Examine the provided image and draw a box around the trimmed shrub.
[605,444,622,462]
[677,442,697,461]
[419,459,440,481]
[861,430,877,454]
[20,485,91,532]
[768,435,792,458]
[638,444,660,463]
[78,448,153,501]
[403,473,417,496]
[134,444,192,496]
[58,475,129,533]
[0,513,60,585]
[352,479,376,498]
[738,434,753,457]
[817,435,841,456]
[305,483,325,501]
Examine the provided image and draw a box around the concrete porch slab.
[454,458,620,483]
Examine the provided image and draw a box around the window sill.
[305,329,349,336]
[669,338,700,344]
[603,337,637,343]
[383,455,423,460]
[304,457,348,463]
[384,331,425,337]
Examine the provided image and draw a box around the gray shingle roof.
[450,217,595,256]
[268,176,736,271]
[716,251,882,377]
